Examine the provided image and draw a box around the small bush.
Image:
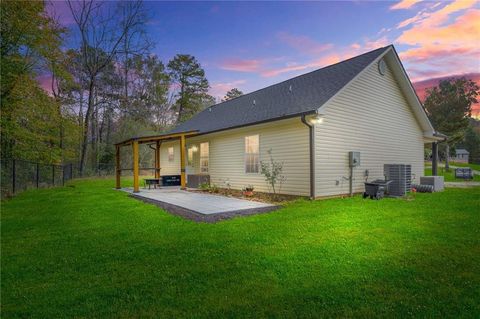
[199,182,210,191]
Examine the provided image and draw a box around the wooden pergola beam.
[133,140,139,193]
[115,145,121,189]
[180,135,186,189]
[155,141,161,179]
[115,131,198,147]
[115,131,195,192]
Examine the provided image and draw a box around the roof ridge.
[208,45,391,109]
[170,45,393,134]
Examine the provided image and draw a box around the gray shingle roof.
[170,46,390,134]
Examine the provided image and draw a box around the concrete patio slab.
[119,187,279,222]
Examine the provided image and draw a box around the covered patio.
[115,131,198,193]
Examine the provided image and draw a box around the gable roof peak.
[170,45,392,134]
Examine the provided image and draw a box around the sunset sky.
[47,0,480,116]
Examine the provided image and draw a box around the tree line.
[1,0,244,175]
[1,0,477,176]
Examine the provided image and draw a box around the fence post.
[62,164,65,186]
[52,164,55,186]
[12,159,16,194]
[36,163,39,188]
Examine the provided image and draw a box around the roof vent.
[378,59,386,76]
[208,107,212,112]
[253,99,256,106]
[289,85,292,93]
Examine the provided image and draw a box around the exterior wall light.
[308,113,324,125]
[190,145,198,152]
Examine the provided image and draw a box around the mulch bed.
[187,187,303,204]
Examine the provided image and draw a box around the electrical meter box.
[349,151,360,167]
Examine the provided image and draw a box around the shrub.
[260,149,285,198]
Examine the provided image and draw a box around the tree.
[67,0,149,175]
[260,149,285,199]
[464,125,480,164]
[0,1,70,162]
[129,55,170,128]
[424,78,479,170]
[222,88,243,101]
[167,54,210,123]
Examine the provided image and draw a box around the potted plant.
[243,185,254,197]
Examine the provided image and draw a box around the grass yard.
[2,178,480,318]
[424,167,480,182]
[450,162,480,171]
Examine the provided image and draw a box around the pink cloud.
[350,43,361,50]
[397,10,430,29]
[363,36,389,50]
[219,35,390,79]
[276,32,333,55]
[396,0,480,81]
[390,0,423,10]
[220,59,263,72]
[400,46,477,63]
[260,54,341,77]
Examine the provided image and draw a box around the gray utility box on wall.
[349,151,361,167]
[420,176,444,192]
[384,164,412,197]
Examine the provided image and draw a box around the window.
[187,147,194,166]
[200,142,209,173]
[168,147,174,162]
[245,135,259,173]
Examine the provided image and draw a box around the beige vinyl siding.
[159,140,180,175]
[187,118,310,196]
[314,57,424,197]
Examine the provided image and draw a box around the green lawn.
[424,167,480,181]
[2,178,480,318]
[450,162,480,171]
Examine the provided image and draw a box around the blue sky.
[49,0,479,106]
[141,1,414,94]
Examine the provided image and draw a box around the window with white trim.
[200,142,209,173]
[187,147,194,166]
[245,135,259,173]
[168,147,174,162]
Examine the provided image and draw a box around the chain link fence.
[1,159,115,199]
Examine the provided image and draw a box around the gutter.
[433,131,448,142]
[301,114,315,200]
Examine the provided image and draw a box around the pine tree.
[222,88,243,101]
[167,54,210,123]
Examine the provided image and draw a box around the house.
[451,148,469,163]
[115,45,444,198]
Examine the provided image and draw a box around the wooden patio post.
[133,140,140,193]
[155,141,161,179]
[180,135,186,189]
[115,145,121,189]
